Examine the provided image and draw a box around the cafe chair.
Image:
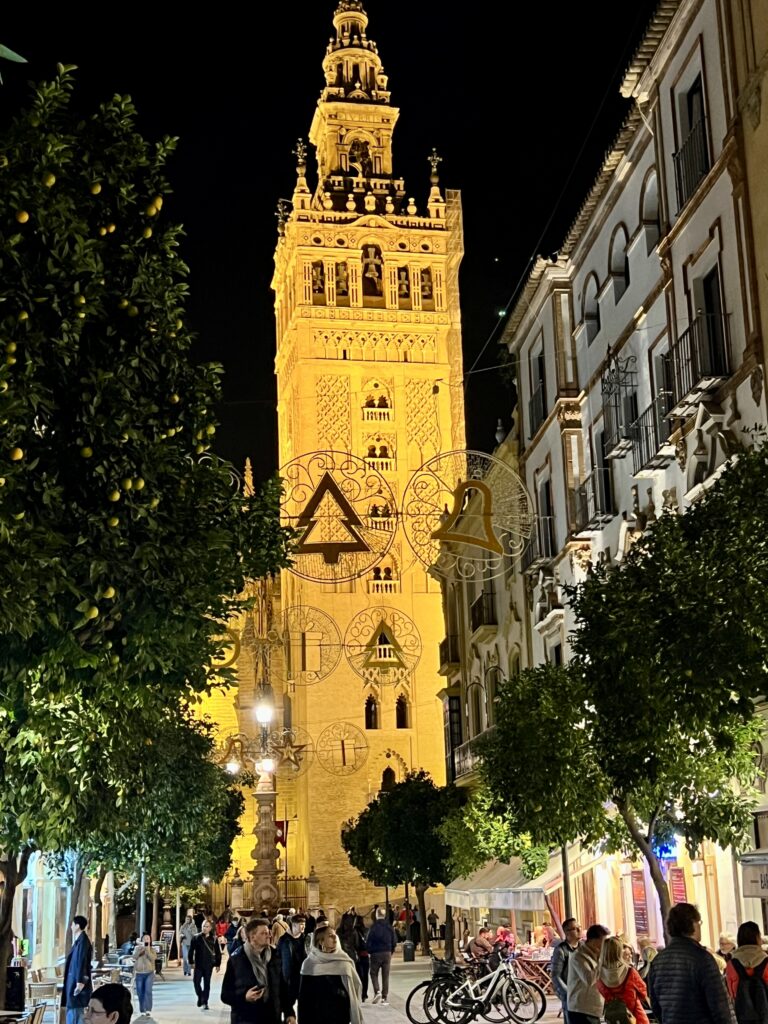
[28,983,58,1024]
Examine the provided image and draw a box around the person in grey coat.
[649,902,736,1024]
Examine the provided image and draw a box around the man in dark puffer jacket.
[649,903,736,1024]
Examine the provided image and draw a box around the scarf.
[244,942,271,994]
[300,945,363,1024]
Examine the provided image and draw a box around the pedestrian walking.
[353,915,369,1002]
[338,912,361,964]
[649,903,735,1024]
[84,984,133,1024]
[181,913,198,974]
[427,909,439,941]
[305,911,316,937]
[566,924,609,1024]
[277,914,307,1008]
[63,915,93,1024]
[221,917,295,1024]
[271,915,289,947]
[597,935,649,1024]
[133,933,157,1017]
[551,918,581,1024]
[366,907,397,1006]
[189,918,222,1011]
[725,921,768,1024]
[298,925,363,1024]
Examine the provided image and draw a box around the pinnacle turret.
[321,1,390,105]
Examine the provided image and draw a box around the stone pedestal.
[250,777,280,912]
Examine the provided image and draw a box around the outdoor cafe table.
[515,956,553,994]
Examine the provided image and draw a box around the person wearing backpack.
[725,921,768,1024]
[597,935,650,1024]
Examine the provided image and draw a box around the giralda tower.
[271,0,466,909]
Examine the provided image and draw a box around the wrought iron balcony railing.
[528,379,546,438]
[438,635,460,675]
[666,313,731,418]
[630,393,675,475]
[673,116,710,210]
[572,468,616,534]
[520,516,556,574]
[470,592,497,637]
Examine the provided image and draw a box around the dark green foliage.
[341,770,462,889]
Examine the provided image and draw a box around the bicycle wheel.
[434,976,478,1024]
[405,979,437,1024]
[503,977,542,1023]
[525,979,547,1020]
[481,983,515,1023]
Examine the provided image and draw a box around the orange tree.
[342,771,462,955]
[0,66,292,996]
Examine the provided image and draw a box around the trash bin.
[402,939,415,962]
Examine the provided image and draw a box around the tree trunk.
[93,866,108,966]
[444,903,455,961]
[414,884,430,956]
[0,847,32,1011]
[67,861,87,954]
[618,802,671,937]
[151,887,160,940]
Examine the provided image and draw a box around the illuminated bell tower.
[271,0,466,912]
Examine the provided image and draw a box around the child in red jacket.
[597,936,650,1024]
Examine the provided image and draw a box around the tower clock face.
[316,722,369,776]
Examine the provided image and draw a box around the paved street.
[131,956,431,1023]
[137,954,560,1023]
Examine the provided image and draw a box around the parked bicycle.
[405,951,547,1024]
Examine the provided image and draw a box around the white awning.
[740,848,768,866]
[445,858,547,912]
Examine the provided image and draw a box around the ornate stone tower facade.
[271,0,466,912]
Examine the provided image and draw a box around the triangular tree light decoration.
[361,620,405,669]
[296,472,371,564]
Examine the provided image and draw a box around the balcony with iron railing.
[454,726,496,783]
[572,468,616,535]
[673,115,710,211]
[630,392,675,476]
[520,516,556,575]
[528,379,546,438]
[666,313,731,418]
[438,635,460,675]
[470,592,497,640]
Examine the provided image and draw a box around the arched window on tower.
[312,261,326,305]
[381,766,396,792]
[361,244,384,301]
[283,694,293,731]
[365,695,379,730]
[395,695,410,729]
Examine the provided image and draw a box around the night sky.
[2,2,659,483]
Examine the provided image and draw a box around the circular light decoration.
[283,605,343,686]
[344,605,421,685]
[280,451,396,583]
[211,628,241,670]
[316,721,369,776]
[401,449,534,582]
[268,726,315,779]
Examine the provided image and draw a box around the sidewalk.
[132,954,559,1023]
[130,956,431,1023]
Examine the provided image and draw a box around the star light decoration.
[268,726,315,779]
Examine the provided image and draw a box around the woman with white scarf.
[298,924,363,1024]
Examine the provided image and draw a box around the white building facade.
[442,0,766,950]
